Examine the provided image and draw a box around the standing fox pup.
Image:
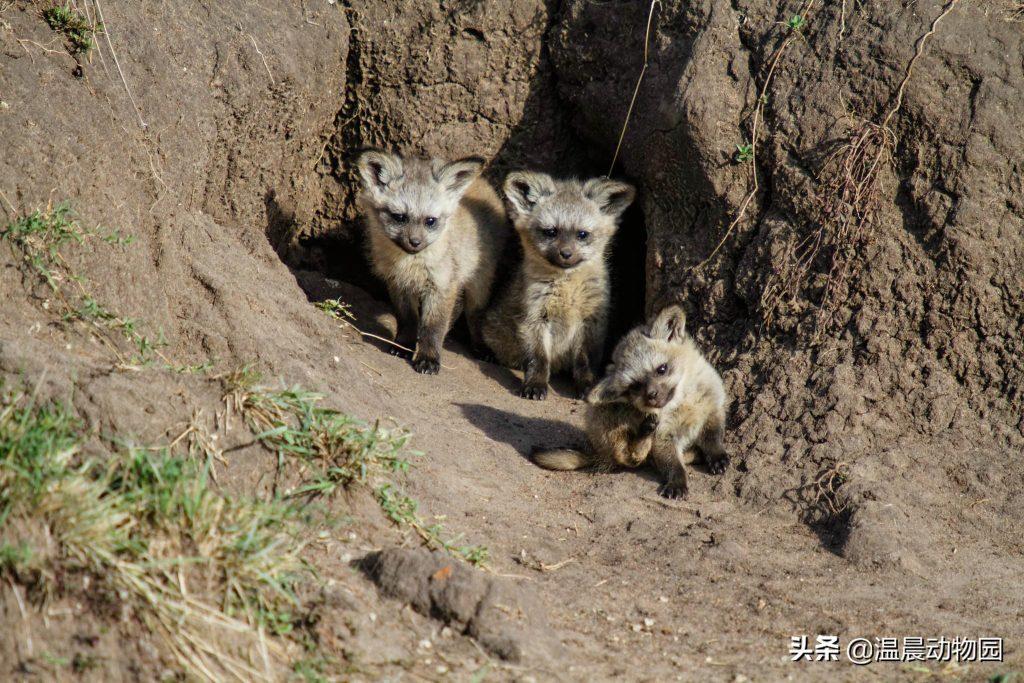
[482,172,635,399]
[533,305,729,499]
[356,149,508,374]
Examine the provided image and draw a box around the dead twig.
[246,33,275,85]
[93,0,147,129]
[607,0,661,177]
[691,0,816,272]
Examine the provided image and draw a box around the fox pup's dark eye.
[424,216,437,227]
[656,363,668,375]
[540,227,557,238]
[390,212,408,224]
[577,230,590,240]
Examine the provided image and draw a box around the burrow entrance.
[269,162,649,368]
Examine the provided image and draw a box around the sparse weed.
[0,387,311,680]
[222,367,411,497]
[0,540,33,572]
[315,298,355,323]
[291,652,338,682]
[2,205,171,367]
[316,296,418,357]
[221,366,488,565]
[692,0,816,272]
[42,3,102,56]
[377,484,489,565]
[990,673,1022,683]
[71,652,101,673]
[734,143,754,164]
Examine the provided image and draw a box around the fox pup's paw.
[658,481,688,499]
[572,373,595,400]
[637,414,659,437]
[520,383,548,400]
[388,346,412,359]
[472,345,496,364]
[706,453,729,475]
[573,382,593,400]
[413,357,440,375]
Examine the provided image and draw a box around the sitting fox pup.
[533,305,729,498]
[356,149,507,374]
[482,172,635,399]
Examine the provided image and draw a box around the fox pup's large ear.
[357,149,403,194]
[434,156,485,197]
[586,369,624,405]
[583,178,635,219]
[647,305,686,343]
[504,171,556,218]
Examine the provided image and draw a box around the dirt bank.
[1,0,1021,680]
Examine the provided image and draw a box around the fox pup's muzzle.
[549,247,582,269]
[395,235,428,254]
[642,385,675,409]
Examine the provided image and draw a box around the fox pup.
[356,149,508,374]
[482,172,635,399]
[533,305,729,499]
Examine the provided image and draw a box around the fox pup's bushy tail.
[531,448,591,471]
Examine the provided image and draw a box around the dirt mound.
[361,547,563,664]
[1,0,1023,680]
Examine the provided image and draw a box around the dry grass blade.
[92,0,146,128]
[691,0,816,272]
[607,0,661,177]
[316,298,454,369]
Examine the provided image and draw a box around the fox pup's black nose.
[409,237,422,247]
[559,249,573,259]
[646,389,660,402]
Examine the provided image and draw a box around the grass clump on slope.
[0,385,308,680]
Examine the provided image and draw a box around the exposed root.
[808,461,850,518]
[692,0,816,272]
[760,119,895,337]
[760,0,960,339]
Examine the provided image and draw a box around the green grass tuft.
[222,366,489,566]
[734,142,754,164]
[42,3,102,56]
[0,205,193,369]
[0,386,311,679]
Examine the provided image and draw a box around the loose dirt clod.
[360,547,562,664]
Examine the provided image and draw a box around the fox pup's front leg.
[388,291,418,359]
[651,432,690,499]
[520,326,551,400]
[697,410,730,474]
[572,319,605,398]
[412,288,456,375]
